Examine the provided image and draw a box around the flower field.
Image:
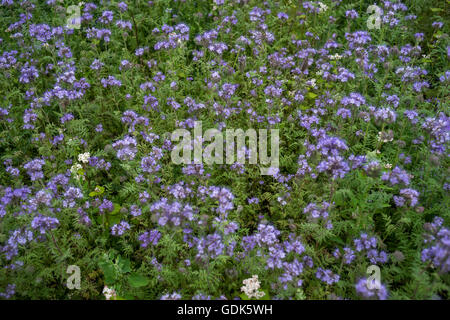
[0,0,449,300]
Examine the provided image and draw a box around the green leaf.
[117,256,131,273]
[128,273,150,288]
[99,261,116,285]
[110,203,121,215]
[307,92,317,99]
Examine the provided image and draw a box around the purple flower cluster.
[421,217,449,274]
[111,221,131,236]
[149,198,195,227]
[381,166,411,186]
[23,159,45,181]
[138,229,161,248]
[154,23,190,50]
[316,267,340,285]
[355,278,388,300]
[303,202,333,229]
[393,188,420,207]
[31,215,59,234]
[112,136,138,160]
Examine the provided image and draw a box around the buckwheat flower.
[102,286,117,300]
[78,152,90,164]
[317,2,328,13]
[111,221,130,236]
[241,275,265,299]
[355,278,388,300]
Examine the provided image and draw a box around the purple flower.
[315,267,339,285]
[63,187,83,208]
[355,278,388,300]
[381,166,411,186]
[111,221,130,236]
[31,215,59,234]
[354,233,377,252]
[421,217,450,274]
[138,229,161,247]
[161,292,181,300]
[112,136,138,160]
[23,159,45,181]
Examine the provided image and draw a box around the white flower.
[241,275,265,299]
[70,163,84,181]
[70,163,82,173]
[102,286,117,300]
[78,152,90,164]
[318,2,328,13]
[329,53,343,60]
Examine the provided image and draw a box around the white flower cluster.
[102,285,117,300]
[70,163,84,181]
[329,53,343,60]
[69,152,91,180]
[318,2,328,13]
[78,152,91,164]
[377,131,394,143]
[241,275,265,299]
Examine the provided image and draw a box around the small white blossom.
[70,163,84,181]
[318,2,328,13]
[241,275,265,299]
[78,152,91,164]
[102,285,117,300]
